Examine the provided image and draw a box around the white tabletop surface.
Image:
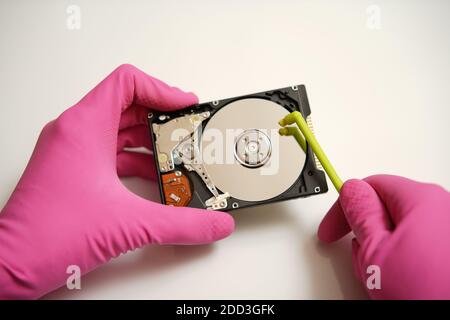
[0,0,449,299]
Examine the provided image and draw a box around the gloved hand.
[318,175,450,299]
[0,64,234,299]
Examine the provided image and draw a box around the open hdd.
[148,85,328,211]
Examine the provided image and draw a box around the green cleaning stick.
[278,126,307,153]
[279,111,343,193]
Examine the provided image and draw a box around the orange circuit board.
[161,171,192,206]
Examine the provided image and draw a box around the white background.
[0,0,449,299]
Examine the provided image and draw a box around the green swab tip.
[278,127,289,135]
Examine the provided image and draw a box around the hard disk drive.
[148,85,328,211]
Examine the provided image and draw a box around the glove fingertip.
[318,201,351,243]
[206,211,235,242]
[186,91,199,105]
[161,89,198,112]
[155,206,235,245]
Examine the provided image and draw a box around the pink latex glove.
[0,64,234,299]
[318,175,450,299]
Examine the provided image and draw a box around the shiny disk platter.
[201,98,306,202]
[148,85,328,211]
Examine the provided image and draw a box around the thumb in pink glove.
[318,175,450,299]
[0,64,234,299]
